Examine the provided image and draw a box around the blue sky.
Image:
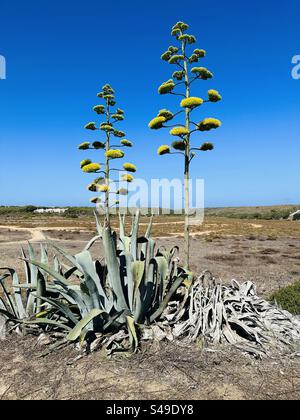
[0,0,299,207]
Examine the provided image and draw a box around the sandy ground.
[0,336,299,400]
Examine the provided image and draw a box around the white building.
[34,208,68,214]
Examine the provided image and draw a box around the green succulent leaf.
[66,309,106,342]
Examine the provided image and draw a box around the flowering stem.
[105,101,111,227]
[174,81,185,88]
[173,110,185,118]
[164,123,186,128]
[189,129,198,135]
[189,76,199,86]
[182,38,190,270]
[170,91,185,97]
[176,62,185,71]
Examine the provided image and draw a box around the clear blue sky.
[0,0,299,207]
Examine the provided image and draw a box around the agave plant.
[21,211,190,352]
[0,243,73,335]
[0,80,190,354]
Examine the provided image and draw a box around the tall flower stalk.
[149,21,222,269]
[78,84,136,227]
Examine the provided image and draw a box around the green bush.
[206,207,297,220]
[23,205,38,213]
[63,207,93,218]
[269,280,300,314]
[0,205,38,215]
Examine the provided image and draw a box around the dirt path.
[0,225,91,245]
[0,223,215,244]
[157,230,213,239]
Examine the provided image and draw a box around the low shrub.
[269,280,300,315]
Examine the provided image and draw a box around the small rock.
[37,333,52,346]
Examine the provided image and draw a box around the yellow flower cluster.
[100,123,114,132]
[98,185,110,192]
[189,54,199,63]
[157,145,170,155]
[158,79,175,94]
[82,163,101,173]
[172,141,186,151]
[149,109,174,130]
[161,51,172,61]
[103,94,114,101]
[87,183,97,192]
[208,89,222,102]
[158,109,173,121]
[200,142,214,151]
[85,122,96,130]
[106,149,125,159]
[178,34,196,44]
[171,21,189,36]
[161,45,180,61]
[102,83,114,94]
[193,49,206,58]
[122,174,134,183]
[92,141,105,149]
[90,197,100,204]
[172,70,184,81]
[180,97,203,108]
[123,163,137,173]
[191,67,213,80]
[148,116,166,129]
[78,142,90,150]
[198,118,222,131]
[168,55,184,64]
[93,105,105,115]
[170,127,189,137]
[120,139,133,147]
[168,46,179,54]
[113,130,126,138]
[80,159,92,168]
[112,114,124,121]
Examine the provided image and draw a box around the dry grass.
[1,213,299,239]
